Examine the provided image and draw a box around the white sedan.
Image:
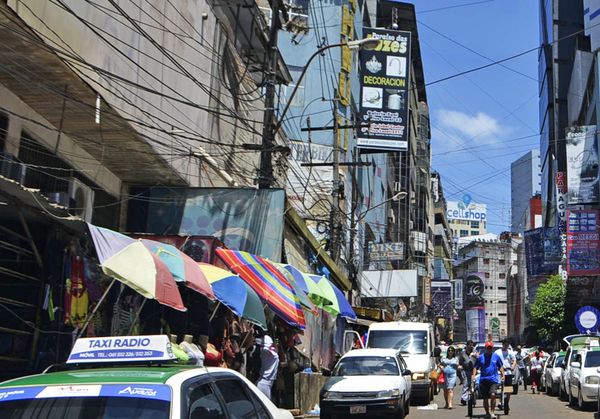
[319,348,412,419]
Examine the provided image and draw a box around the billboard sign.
[464,273,485,308]
[466,307,486,342]
[566,210,600,275]
[566,126,599,204]
[357,28,411,152]
[446,201,487,222]
[360,269,417,297]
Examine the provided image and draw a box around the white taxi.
[0,335,293,419]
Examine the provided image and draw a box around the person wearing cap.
[473,341,505,419]
[256,335,279,400]
[494,339,516,410]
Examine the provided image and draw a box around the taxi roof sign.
[67,335,176,364]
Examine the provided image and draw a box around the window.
[483,259,490,265]
[214,379,269,419]
[186,381,224,419]
[499,260,506,265]
[460,230,469,237]
[499,273,506,279]
[485,273,490,278]
[472,231,479,235]
[471,221,479,228]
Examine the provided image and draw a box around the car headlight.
[377,389,400,398]
[412,372,426,380]
[322,391,343,400]
[585,376,600,384]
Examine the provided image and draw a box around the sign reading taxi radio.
[358,28,411,152]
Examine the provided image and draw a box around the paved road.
[410,386,596,419]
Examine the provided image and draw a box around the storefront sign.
[464,273,485,308]
[357,28,411,152]
[566,210,600,275]
[575,306,600,334]
[368,241,405,261]
[566,126,599,204]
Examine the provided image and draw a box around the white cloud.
[434,109,515,148]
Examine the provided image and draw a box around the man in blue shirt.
[472,341,505,419]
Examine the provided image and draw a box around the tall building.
[511,149,541,235]
[454,238,518,341]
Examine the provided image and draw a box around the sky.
[412,0,541,234]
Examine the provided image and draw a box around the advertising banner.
[358,28,411,152]
[566,210,600,275]
[464,273,485,308]
[524,227,561,278]
[566,126,599,204]
[431,281,451,318]
[466,307,486,342]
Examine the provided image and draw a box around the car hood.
[323,376,402,392]
[400,354,431,373]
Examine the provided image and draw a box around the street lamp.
[272,37,381,137]
[355,191,408,224]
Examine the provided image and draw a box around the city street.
[411,389,596,419]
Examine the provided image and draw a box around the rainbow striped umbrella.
[215,248,306,329]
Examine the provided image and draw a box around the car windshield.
[585,351,600,368]
[367,331,428,354]
[333,356,399,376]
[0,396,169,418]
[554,355,565,367]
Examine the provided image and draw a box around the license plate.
[350,406,366,414]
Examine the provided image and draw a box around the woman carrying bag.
[439,346,461,409]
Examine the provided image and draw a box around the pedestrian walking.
[439,345,461,409]
[515,344,529,390]
[256,335,279,400]
[459,340,478,406]
[473,341,505,419]
[495,339,516,410]
[530,347,545,394]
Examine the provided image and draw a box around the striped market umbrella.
[215,248,306,329]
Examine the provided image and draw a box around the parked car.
[320,348,412,419]
[568,346,600,409]
[560,335,600,401]
[0,335,293,419]
[542,351,566,396]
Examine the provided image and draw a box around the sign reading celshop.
[446,201,487,222]
[357,27,411,152]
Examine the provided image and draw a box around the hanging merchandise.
[64,253,89,328]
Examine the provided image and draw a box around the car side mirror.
[571,362,581,369]
[403,369,412,377]
[322,368,331,377]
[433,347,441,358]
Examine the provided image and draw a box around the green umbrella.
[275,263,334,309]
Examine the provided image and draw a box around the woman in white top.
[530,347,545,394]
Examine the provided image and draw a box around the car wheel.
[395,403,405,419]
[578,387,586,410]
[569,388,576,406]
[404,395,410,416]
[560,385,566,400]
[546,382,552,396]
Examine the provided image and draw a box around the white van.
[366,321,437,404]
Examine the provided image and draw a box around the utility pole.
[329,92,341,264]
[258,0,281,189]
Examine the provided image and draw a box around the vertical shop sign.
[566,210,600,275]
[464,273,485,308]
[358,28,411,152]
[556,171,568,283]
[566,126,599,204]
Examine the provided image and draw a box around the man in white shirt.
[256,335,279,400]
[495,339,516,410]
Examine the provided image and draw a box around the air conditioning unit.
[68,178,94,222]
[0,152,27,184]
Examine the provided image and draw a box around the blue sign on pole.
[575,306,600,334]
